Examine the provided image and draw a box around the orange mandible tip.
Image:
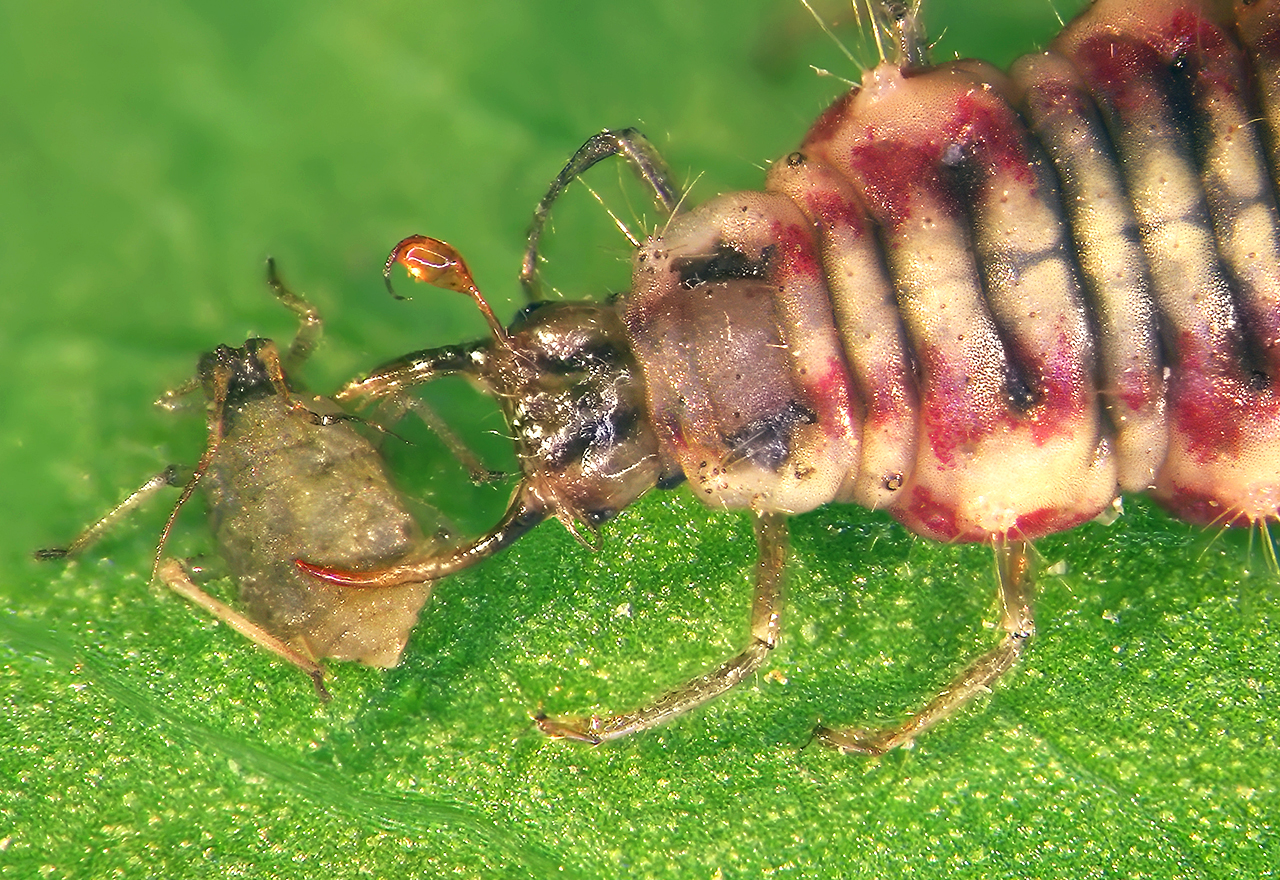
[383,234,508,342]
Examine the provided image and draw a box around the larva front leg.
[535,511,788,743]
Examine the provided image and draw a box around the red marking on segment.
[1023,79,1089,121]
[1158,485,1262,528]
[801,189,866,235]
[896,486,1099,545]
[843,88,1035,229]
[1167,330,1280,463]
[1244,19,1280,58]
[861,363,917,425]
[1012,504,1097,541]
[1169,331,1247,459]
[772,221,823,282]
[1163,7,1233,66]
[948,92,1034,186]
[898,486,965,542]
[847,140,947,228]
[1115,369,1159,414]
[1009,327,1092,446]
[804,90,856,147]
[1073,36,1169,117]
[915,342,998,469]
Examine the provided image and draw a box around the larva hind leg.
[817,541,1034,756]
[157,558,331,702]
[535,512,788,743]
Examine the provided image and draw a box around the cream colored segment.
[1233,202,1280,292]
[1010,53,1166,490]
[890,214,1008,415]
[1143,218,1236,336]
[1127,144,1205,222]
[1155,415,1280,522]
[1237,0,1280,177]
[1112,128,1237,343]
[971,170,1092,372]
[765,156,917,510]
[820,231,916,508]
[1196,71,1280,365]
[722,192,860,515]
[910,416,1117,538]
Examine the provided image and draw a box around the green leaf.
[3,0,1276,877]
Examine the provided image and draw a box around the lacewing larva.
[301,0,1280,752]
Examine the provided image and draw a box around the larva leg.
[157,558,331,702]
[816,541,1034,756]
[520,128,680,301]
[535,511,787,743]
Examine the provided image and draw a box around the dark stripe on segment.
[1013,51,1168,491]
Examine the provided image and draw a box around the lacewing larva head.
[327,236,665,562]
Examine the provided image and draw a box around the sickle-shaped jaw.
[295,488,548,587]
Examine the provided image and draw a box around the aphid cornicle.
[305,0,1280,752]
[37,263,433,698]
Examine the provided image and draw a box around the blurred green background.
[2,0,1275,876]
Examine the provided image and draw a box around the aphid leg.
[155,377,202,413]
[33,466,187,561]
[816,540,1034,756]
[156,558,331,702]
[535,511,788,743]
[264,257,323,375]
[369,392,505,483]
[520,128,681,301]
[332,341,499,470]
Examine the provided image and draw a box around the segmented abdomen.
[626,0,1280,542]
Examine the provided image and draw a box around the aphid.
[37,262,432,698]
[304,0,1280,751]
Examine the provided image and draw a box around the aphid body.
[310,0,1280,749]
[40,266,432,694]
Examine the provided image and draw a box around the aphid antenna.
[265,257,324,376]
[155,376,202,412]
